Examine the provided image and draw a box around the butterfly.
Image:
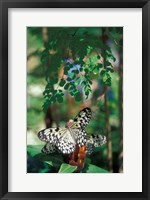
[38,107,92,154]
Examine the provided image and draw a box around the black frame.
[0,0,149,199]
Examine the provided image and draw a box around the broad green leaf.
[27,145,59,170]
[35,153,64,165]
[58,163,77,173]
[33,150,64,169]
[27,145,43,157]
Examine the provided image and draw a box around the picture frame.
[0,0,149,199]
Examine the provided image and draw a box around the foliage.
[39,27,120,111]
[27,145,109,173]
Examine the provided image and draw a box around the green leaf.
[84,68,89,73]
[70,72,76,79]
[59,79,66,87]
[75,92,82,101]
[58,163,77,173]
[69,86,76,97]
[75,76,81,86]
[83,164,109,173]
[105,60,111,67]
[75,70,79,74]
[27,145,64,170]
[50,96,56,104]
[56,94,63,103]
[64,66,69,75]
[35,153,64,169]
[93,66,99,75]
[27,145,43,157]
[64,83,70,90]
[97,63,103,69]
[79,67,84,72]
[67,77,72,81]
[106,67,114,73]
[81,80,86,87]
[100,69,106,77]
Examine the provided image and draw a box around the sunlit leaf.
[58,163,77,173]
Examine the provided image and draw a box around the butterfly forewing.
[72,107,92,129]
[38,127,68,143]
[70,107,92,147]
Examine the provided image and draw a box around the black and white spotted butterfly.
[38,107,92,154]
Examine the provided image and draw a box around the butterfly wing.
[70,107,92,147]
[86,135,107,155]
[71,107,92,129]
[38,128,59,143]
[38,128,76,154]
[41,142,56,154]
[76,129,87,147]
[93,135,107,147]
[56,129,76,154]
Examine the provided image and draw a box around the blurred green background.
[27,27,123,173]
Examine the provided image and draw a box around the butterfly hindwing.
[41,142,56,154]
[86,134,107,155]
[93,135,107,147]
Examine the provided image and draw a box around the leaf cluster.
[41,27,118,110]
